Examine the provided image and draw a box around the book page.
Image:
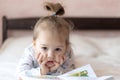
[21,64,113,80]
[59,64,97,77]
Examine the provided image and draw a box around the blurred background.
[1,0,120,46]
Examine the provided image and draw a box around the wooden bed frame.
[2,16,120,43]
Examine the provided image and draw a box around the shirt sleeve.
[16,46,41,77]
[62,48,76,71]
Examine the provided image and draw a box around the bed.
[0,16,120,80]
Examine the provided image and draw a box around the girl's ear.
[32,40,38,54]
[66,44,71,53]
[32,40,36,46]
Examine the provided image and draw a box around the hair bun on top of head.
[44,2,65,16]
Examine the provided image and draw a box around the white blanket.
[0,32,120,80]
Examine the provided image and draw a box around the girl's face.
[33,30,67,67]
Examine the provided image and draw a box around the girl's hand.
[35,53,66,75]
[35,53,49,75]
[35,53,43,65]
[50,55,65,72]
[40,60,49,75]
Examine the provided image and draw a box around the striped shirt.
[17,45,75,77]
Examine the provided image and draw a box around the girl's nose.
[47,51,54,59]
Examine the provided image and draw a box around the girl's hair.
[33,2,73,46]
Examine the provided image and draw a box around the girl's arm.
[17,47,40,77]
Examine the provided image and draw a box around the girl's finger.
[55,54,59,63]
[42,54,47,61]
[38,54,43,64]
[41,60,47,65]
[35,53,40,60]
[60,56,64,65]
[62,55,66,62]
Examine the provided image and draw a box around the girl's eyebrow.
[40,44,47,46]
[56,45,64,48]
[40,44,64,47]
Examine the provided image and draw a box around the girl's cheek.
[54,54,59,62]
[54,54,63,62]
[35,47,41,54]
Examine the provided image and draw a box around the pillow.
[0,36,32,62]
[89,37,120,58]
[70,33,102,58]
[70,31,120,58]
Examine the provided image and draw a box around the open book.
[21,64,114,80]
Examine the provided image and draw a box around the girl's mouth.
[46,61,55,68]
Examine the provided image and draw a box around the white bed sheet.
[0,36,32,80]
[0,31,120,80]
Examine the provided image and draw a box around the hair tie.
[52,12,57,17]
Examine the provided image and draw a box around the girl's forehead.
[39,29,65,38]
[37,30,66,44]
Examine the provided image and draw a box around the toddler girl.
[17,2,75,78]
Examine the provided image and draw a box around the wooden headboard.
[2,16,120,43]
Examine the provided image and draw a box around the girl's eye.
[55,48,61,51]
[42,47,48,51]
